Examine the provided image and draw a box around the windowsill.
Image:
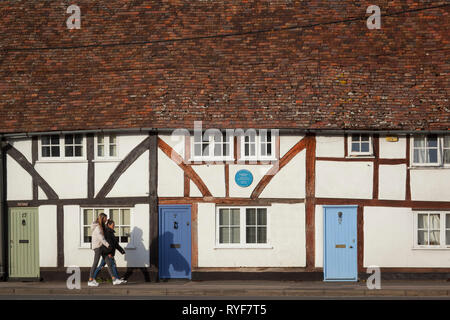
[238,158,278,162]
[412,246,450,250]
[93,159,122,163]
[37,159,88,164]
[214,245,274,249]
[79,244,135,249]
[189,158,235,163]
[346,155,375,159]
[409,166,450,170]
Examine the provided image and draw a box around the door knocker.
[338,212,343,224]
[173,221,179,230]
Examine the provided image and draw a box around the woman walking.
[87,213,110,287]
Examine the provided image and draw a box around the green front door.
[8,208,40,279]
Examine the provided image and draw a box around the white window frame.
[79,207,134,249]
[39,134,86,161]
[411,135,449,167]
[348,134,373,156]
[413,211,450,249]
[95,133,119,160]
[191,131,234,162]
[239,129,277,161]
[215,206,272,249]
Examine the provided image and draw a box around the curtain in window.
[413,137,427,163]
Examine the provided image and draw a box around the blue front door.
[324,206,358,281]
[159,205,191,279]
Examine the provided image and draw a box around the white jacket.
[91,222,110,250]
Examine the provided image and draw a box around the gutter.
[1,128,449,138]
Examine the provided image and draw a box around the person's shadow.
[159,231,190,280]
[123,227,150,282]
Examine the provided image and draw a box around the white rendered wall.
[6,154,33,200]
[35,162,87,199]
[63,204,149,268]
[280,135,303,158]
[39,205,57,267]
[364,207,450,267]
[229,165,271,198]
[197,203,306,267]
[315,135,345,158]
[410,169,450,201]
[193,165,226,198]
[9,138,32,163]
[378,164,407,200]
[158,148,184,197]
[379,135,406,159]
[314,205,324,268]
[260,151,305,199]
[315,161,373,199]
[107,151,149,198]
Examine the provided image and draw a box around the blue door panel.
[324,206,357,281]
[159,205,191,279]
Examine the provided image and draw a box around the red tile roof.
[0,1,449,133]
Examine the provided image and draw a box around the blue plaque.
[235,169,254,188]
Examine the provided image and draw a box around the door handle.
[349,245,354,249]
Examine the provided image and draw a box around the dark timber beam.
[148,132,158,282]
[0,140,6,279]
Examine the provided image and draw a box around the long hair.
[96,213,108,235]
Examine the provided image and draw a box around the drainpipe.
[0,135,5,280]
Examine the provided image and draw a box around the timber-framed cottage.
[0,1,449,281]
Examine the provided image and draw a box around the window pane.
[257,209,267,225]
[109,209,119,223]
[267,142,272,156]
[360,134,370,142]
[219,227,229,243]
[418,214,428,229]
[414,137,425,147]
[110,134,117,144]
[223,143,230,157]
[429,231,440,245]
[98,134,104,144]
[109,145,117,157]
[120,226,130,243]
[214,143,221,157]
[427,135,437,148]
[418,230,428,245]
[42,136,50,145]
[51,146,60,157]
[65,146,73,157]
[246,227,256,243]
[446,230,450,245]
[246,209,256,225]
[75,146,82,157]
[446,214,450,229]
[351,135,360,142]
[202,142,209,156]
[98,145,104,157]
[51,135,59,144]
[94,209,104,217]
[65,134,73,144]
[250,144,256,156]
[414,149,425,163]
[230,209,240,225]
[84,227,92,243]
[74,134,83,144]
[257,227,267,243]
[444,136,450,148]
[351,143,360,152]
[219,209,229,225]
[245,143,249,156]
[430,214,440,229]
[194,144,202,157]
[83,209,93,225]
[428,149,438,163]
[444,150,450,164]
[121,209,130,225]
[42,146,50,157]
[361,142,370,152]
[231,227,240,243]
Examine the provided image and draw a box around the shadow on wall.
[159,231,190,279]
[123,226,150,282]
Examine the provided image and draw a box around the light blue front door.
[159,205,191,279]
[324,206,358,281]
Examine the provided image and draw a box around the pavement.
[0,279,449,298]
